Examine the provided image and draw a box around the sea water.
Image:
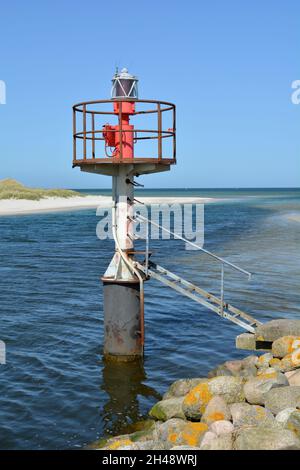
[0,188,299,449]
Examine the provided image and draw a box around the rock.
[276,408,298,426]
[285,369,300,386]
[255,320,300,342]
[117,443,139,450]
[199,431,217,447]
[169,422,208,447]
[256,353,273,369]
[269,357,281,370]
[207,364,233,378]
[101,437,134,450]
[280,349,300,372]
[263,386,300,414]
[136,440,169,450]
[201,396,231,425]
[157,419,208,447]
[236,333,256,350]
[163,378,206,399]
[256,366,277,377]
[183,382,213,420]
[242,355,259,368]
[239,365,257,378]
[171,445,201,450]
[234,426,300,450]
[286,410,300,438]
[230,402,275,427]
[272,336,300,358]
[200,432,233,450]
[209,420,234,435]
[183,377,245,420]
[149,397,185,421]
[243,370,288,405]
[156,418,187,442]
[224,360,243,375]
[208,377,245,404]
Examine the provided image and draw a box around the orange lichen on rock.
[181,423,208,447]
[168,422,208,447]
[183,382,212,410]
[205,411,225,422]
[269,358,281,367]
[168,432,178,444]
[281,349,300,371]
[106,438,132,450]
[257,370,277,379]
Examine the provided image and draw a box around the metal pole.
[220,263,224,316]
[145,219,149,277]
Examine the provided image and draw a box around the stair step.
[136,260,260,333]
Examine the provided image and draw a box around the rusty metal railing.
[72,99,176,165]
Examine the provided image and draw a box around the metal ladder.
[135,260,261,333]
[132,214,262,333]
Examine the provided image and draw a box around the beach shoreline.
[0,196,215,216]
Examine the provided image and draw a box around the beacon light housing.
[111,68,138,99]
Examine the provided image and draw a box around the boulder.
[255,320,300,342]
[269,357,281,370]
[209,420,234,435]
[256,353,273,369]
[243,370,288,405]
[272,336,300,358]
[101,437,134,450]
[137,440,169,450]
[280,349,300,372]
[169,422,208,447]
[199,431,217,447]
[171,445,201,450]
[234,426,300,450]
[201,396,231,425]
[200,432,233,450]
[263,386,300,414]
[242,355,259,368]
[149,397,185,421]
[224,360,243,375]
[230,402,275,427]
[285,369,300,386]
[286,410,300,439]
[116,443,140,450]
[156,418,187,442]
[183,377,244,420]
[239,365,257,378]
[157,419,208,447]
[208,377,245,404]
[207,365,233,378]
[163,378,206,399]
[276,408,298,426]
[236,333,256,350]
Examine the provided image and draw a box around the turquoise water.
[0,188,299,449]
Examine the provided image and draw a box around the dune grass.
[0,179,81,200]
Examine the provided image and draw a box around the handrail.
[135,214,252,279]
[135,213,252,318]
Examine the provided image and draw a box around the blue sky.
[0,0,299,188]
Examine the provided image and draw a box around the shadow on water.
[100,358,161,438]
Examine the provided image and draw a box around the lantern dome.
[111,68,138,99]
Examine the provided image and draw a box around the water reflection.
[101,359,161,437]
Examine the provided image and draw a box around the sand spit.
[0,196,215,216]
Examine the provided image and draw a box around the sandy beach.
[0,195,215,216]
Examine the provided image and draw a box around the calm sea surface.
[0,188,299,449]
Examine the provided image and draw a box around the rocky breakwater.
[96,320,300,450]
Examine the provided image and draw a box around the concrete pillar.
[103,281,142,360]
[102,165,144,361]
